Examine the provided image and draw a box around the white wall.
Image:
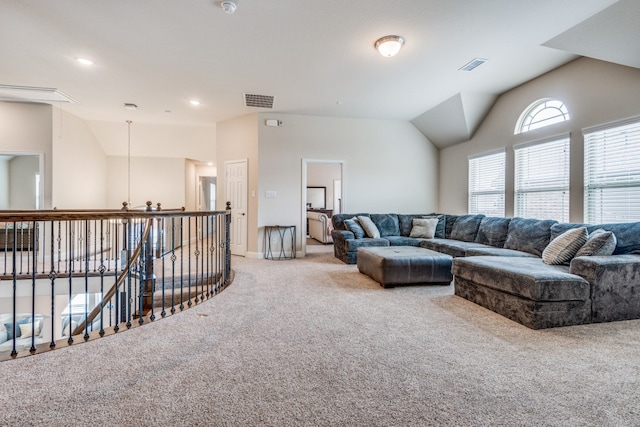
[106,156,186,209]
[0,102,53,208]
[87,120,216,161]
[439,58,640,221]
[52,107,108,209]
[256,113,439,255]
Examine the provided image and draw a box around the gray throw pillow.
[575,229,617,257]
[542,227,588,265]
[343,217,365,239]
[357,216,381,238]
[409,218,439,238]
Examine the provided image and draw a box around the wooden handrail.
[71,218,153,336]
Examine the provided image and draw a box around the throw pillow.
[409,218,439,238]
[575,229,617,257]
[542,227,588,265]
[357,216,381,238]
[422,214,446,238]
[343,217,365,239]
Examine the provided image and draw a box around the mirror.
[306,186,326,209]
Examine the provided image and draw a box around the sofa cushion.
[420,238,488,258]
[504,217,558,257]
[410,218,438,238]
[474,217,511,247]
[550,222,588,241]
[450,214,485,242]
[444,215,459,238]
[370,214,399,237]
[575,229,617,257]
[588,222,640,255]
[397,214,445,238]
[344,218,365,239]
[542,227,588,265]
[385,236,426,247]
[344,237,389,252]
[465,247,539,257]
[357,216,381,238]
[452,256,590,302]
[552,221,640,255]
[331,213,369,231]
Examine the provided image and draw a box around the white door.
[225,159,248,256]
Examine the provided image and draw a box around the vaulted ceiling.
[1,0,638,148]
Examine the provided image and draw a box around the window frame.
[513,134,571,222]
[515,98,570,134]
[583,116,640,224]
[468,149,506,216]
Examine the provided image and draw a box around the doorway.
[0,153,43,210]
[225,159,248,256]
[301,159,344,256]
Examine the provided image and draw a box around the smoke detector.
[221,0,237,14]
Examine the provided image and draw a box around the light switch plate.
[265,191,277,198]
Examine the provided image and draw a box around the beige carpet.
[1,245,639,426]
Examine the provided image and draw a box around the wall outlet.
[265,191,277,198]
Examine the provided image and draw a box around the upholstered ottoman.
[357,246,453,288]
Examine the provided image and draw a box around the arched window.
[515,98,570,134]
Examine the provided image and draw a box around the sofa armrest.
[332,229,354,241]
[570,255,640,322]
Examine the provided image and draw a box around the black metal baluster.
[30,220,37,354]
[67,221,74,345]
[83,220,90,340]
[49,221,57,349]
[99,220,106,336]
[170,218,176,314]
[188,217,192,307]
[126,219,133,329]
[160,217,166,318]
[180,217,185,311]
[10,223,18,358]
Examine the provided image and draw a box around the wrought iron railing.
[0,203,232,360]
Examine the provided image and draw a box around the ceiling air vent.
[243,93,274,109]
[459,58,487,72]
[0,84,78,103]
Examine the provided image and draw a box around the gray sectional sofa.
[331,213,640,329]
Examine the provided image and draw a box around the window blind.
[584,118,640,224]
[514,136,570,221]
[468,150,505,216]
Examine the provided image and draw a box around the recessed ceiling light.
[207,162,213,166]
[77,58,94,66]
[190,100,200,106]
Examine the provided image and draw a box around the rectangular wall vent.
[459,58,487,72]
[0,84,78,103]
[243,93,274,108]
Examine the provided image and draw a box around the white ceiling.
[1,0,637,148]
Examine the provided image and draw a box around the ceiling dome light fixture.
[77,57,94,66]
[374,35,404,57]
[221,0,237,14]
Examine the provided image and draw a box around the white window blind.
[468,150,505,216]
[584,117,640,224]
[514,135,570,221]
